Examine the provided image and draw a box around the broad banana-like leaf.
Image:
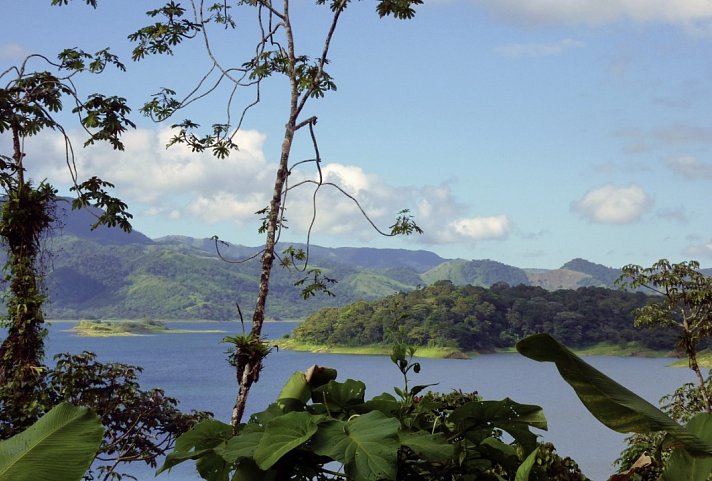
[516,334,712,456]
[662,413,712,481]
[0,402,103,481]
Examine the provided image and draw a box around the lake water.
[44,321,697,481]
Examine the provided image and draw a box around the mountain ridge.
[24,205,693,320]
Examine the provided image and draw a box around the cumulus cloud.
[21,127,511,248]
[450,215,510,241]
[24,126,273,224]
[473,0,712,31]
[571,184,652,224]
[496,38,584,57]
[665,155,712,179]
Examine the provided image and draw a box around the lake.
[44,321,697,481]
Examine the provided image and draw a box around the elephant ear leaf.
[516,334,712,456]
[0,402,104,481]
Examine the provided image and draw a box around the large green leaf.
[312,411,400,481]
[450,398,547,451]
[399,431,454,462]
[663,413,712,481]
[157,419,233,477]
[516,334,712,455]
[0,402,103,481]
[277,372,312,409]
[312,379,366,413]
[253,411,319,470]
[214,431,263,463]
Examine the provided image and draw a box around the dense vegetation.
[293,281,674,352]
[37,229,651,321]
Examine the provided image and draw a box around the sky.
[2,0,712,269]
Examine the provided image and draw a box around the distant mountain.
[51,199,153,246]
[421,259,529,287]
[7,201,692,320]
[523,259,623,290]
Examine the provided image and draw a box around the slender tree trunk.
[231,38,300,425]
[684,334,712,413]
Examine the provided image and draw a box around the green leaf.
[158,419,232,474]
[253,411,319,470]
[214,431,263,463]
[312,379,366,413]
[277,372,311,410]
[364,392,400,416]
[516,334,712,455]
[515,447,539,481]
[0,402,103,481]
[399,431,454,462]
[312,411,400,481]
[450,398,547,451]
[663,413,712,481]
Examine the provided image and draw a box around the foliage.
[0,44,133,435]
[617,259,712,412]
[614,259,712,480]
[158,355,589,481]
[516,334,712,481]
[48,352,210,481]
[0,402,103,481]
[294,281,665,352]
[126,0,424,426]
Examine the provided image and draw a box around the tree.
[0,47,133,435]
[128,0,423,427]
[617,259,712,412]
[614,260,712,480]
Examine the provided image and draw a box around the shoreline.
[276,338,681,362]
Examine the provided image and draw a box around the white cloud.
[20,126,512,248]
[496,38,585,57]
[571,184,652,224]
[25,126,273,224]
[684,239,712,258]
[450,215,510,241]
[665,155,712,179]
[0,43,29,60]
[474,0,712,31]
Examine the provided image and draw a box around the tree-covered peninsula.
[291,281,673,354]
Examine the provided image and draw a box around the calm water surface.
[45,321,697,481]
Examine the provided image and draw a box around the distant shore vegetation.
[291,281,680,356]
[69,319,227,337]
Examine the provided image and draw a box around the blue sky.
[3,1,712,269]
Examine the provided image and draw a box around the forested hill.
[292,281,675,352]
[27,203,709,320]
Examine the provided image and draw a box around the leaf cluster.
[159,362,587,481]
[49,351,211,481]
[517,334,712,481]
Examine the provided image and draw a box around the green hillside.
[293,281,674,352]
[4,202,676,322]
[421,259,530,287]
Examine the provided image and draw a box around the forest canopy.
[292,281,674,352]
